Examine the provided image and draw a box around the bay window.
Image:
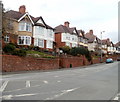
[46,40,53,49]
[34,38,44,48]
[18,36,31,45]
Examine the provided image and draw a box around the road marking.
[0,81,9,92]
[113,96,118,100]
[2,93,37,100]
[26,81,30,87]
[45,87,79,100]
[54,76,59,77]
[57,81,61,83]
[4,85,41,93]
[43,80,48,84]
[113,93,119,100]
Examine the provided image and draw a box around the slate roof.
[4,10,54,29]
[102,39,111,46]
[115,41,120,47]
[5,10,24,20]
[54,25,78,36]
[85,32,96,43]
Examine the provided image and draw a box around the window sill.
[18,31,32,33]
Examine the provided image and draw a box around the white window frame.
[18,36,31,45]
[4,35,9,43]
[46,40,53,49]
[66,42,70,47]
[34,38,44,48]
[19,21,32,32]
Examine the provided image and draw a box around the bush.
[33,46,40,51]
[60,46,71,54]
[70,47,85,56]
[12,49,27,57]
[3,43,16,53]
[70,47,92,62]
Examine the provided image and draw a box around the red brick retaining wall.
[59,56,84,68]
[1,55,119,72]
[2,55,59,72]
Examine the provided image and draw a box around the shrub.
[60,46,71,54]
[12,49,26,57]
[70,47,92,62]
[3,43,16,53]
[33,46,40,51]
[70,47,85,56]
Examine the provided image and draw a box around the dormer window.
[19,21,32,32]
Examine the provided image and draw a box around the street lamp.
[100,31,105,62]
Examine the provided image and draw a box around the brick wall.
[1,55,119,72]
[59,56,92,68]
[55,33,66,48]
[2,55,59,72]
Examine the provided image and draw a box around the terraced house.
[54,21,79,48]
[2,5,54,51]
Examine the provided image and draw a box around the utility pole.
[100,31,105,62]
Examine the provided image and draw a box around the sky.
[2,0,119,43]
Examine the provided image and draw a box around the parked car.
[106,58,113,63]
[117,57,120,61]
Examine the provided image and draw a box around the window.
[38,39,44,48]
[47,40,53,49]
[66,42,70,47]
[26,23,32,32]
[18,36,31,45]
[34,38,44,48]
[47,29,53,37]
[72,37,74,41]
[19,21,32,32]
[35,26,44,35]
[4,35,9,43]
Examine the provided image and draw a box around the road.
[0,61,119,101]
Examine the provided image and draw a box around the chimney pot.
[89,30,93,34]
[64,21,70,27]
[19,5,26,14]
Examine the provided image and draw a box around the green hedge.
[3,43,16,53]
[12,49,27,57]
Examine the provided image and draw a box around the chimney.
[107,38,110,41]
[64,21,70,27]
[89,30,93,35]
[19,5,26,14]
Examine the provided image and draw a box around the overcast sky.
[2,0,119,43]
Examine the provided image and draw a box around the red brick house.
[54,21,79,49]
[2,5,54,51]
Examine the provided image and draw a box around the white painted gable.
[36,19,44,25]
[94,38,97,42]
[73,30,76,33]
